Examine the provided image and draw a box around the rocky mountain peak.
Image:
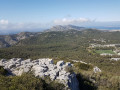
[46,25,85,32]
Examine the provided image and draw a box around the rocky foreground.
[0,58,79,90]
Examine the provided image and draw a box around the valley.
[0,25,120,90]
[1,0,120,90]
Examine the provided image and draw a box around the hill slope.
[0,29,120,89]
[1,29,120,60]
[0,32,41,48]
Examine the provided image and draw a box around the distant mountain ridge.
[0,25,120,48]
[0,25,86,48]
[45,25,85,32]
[0,32,41,48]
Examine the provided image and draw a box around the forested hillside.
[0,32,40,48]
[0,29,120,89]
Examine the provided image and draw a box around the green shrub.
[0,73,65,90]
[74,62,93,71]
[0,66,8,75]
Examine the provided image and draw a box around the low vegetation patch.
[95,50,115,54]
[0,66,8,75]
[74,62,93,71]
[0,69,65,90]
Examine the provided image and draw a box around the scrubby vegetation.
[0,29,120,89]
[73,62,120,90]
[74,62,93,71]
[0,72,64,90]
[0,66,8,75]
[95,50,115,54]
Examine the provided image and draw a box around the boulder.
[93,66,101,73]
[57,61,64,67]
[0,59,6,66]
[23,67,30,73]
[65,62,72,67]
[18,69,24,76]
[8,64,16,69]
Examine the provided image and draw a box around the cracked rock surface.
[0,58,79,90]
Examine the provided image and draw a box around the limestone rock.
[0,58,79,90]
[93,66,101,73]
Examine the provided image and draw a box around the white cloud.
[0,18,91,33]
[53,18,90,25]
[0,20,48,34]
[0,19,9,24]
[1,18,120,34]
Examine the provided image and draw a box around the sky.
[0,0,120,33]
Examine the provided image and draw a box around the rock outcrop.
[0,58,79,90]
[93,66,101,73]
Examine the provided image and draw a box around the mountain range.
[0,32,41,48]
[0,25,120,90]
[0,25,86,48]
[0,25,120,48]
[45,25,85,32]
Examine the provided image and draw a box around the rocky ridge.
[0,32,40,48]
[0,58,79,90]
[45,25,85,32]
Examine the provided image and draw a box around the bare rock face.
[0,58,79,90]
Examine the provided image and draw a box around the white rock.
[0,59,6,66]
[23,67,30,73]
[65,62,72,67]
[57,61,64,66]
[0,58,79,90]
[17,68,24,76]
[8,64,16,69]
[93,66,101,73]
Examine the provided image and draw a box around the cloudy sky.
[0,0,120,33]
